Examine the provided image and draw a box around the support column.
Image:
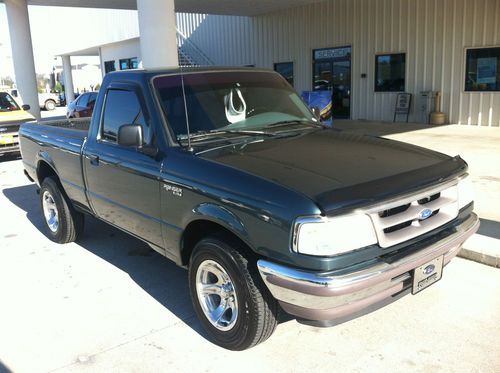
[137,0,179,69]
[61,55,75,104]
[4,0,40,119]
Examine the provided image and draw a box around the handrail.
[176,28,214,66]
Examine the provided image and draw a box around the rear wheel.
[39,177,84,243]
[44,100,56,111]
[188,235,278,350]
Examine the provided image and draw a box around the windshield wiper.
[177,129,274,142]
[266,119,321,128]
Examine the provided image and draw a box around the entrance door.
[313,46,352,119]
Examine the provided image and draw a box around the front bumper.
[257,213,479,324]
[0,140,20,155]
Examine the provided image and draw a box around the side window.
[101,89,146,144]
[88,92,97,107]
[78,93,89,107]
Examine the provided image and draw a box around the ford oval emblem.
[419,208,433,220]
[423,264,435,275]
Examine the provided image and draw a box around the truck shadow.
[3,184,292,345]
[0,153,21,163]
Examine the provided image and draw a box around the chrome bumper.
[257,213,479,322]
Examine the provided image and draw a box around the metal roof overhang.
[0,0,323,16]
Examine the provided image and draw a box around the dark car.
[66,91,97,118]
[19,68,478,350]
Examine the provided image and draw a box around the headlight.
[292,214,378,256]
[457,175,474,209]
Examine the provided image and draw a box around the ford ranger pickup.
[19,68,479,350]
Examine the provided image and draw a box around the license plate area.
[412,255,444,294]
[0,135,14,145]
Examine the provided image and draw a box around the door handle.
[88,155,99,166]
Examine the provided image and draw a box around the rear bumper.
[257,213,479,323]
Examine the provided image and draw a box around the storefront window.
[104,60,116,74]
[274,62,294,86]
[375,53,405,92]
[119,57,139,70]
[465,47,500,91]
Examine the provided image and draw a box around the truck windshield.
[0,92,21,112]
[153,71,317,143]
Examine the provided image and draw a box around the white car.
[38,92,60,111]
[9,89,60,111]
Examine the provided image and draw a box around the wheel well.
[181,220,252,266]
[45,99,56,104]
[37,161,58,185]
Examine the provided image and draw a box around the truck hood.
[0,110,35,125]
[197,129,467,213]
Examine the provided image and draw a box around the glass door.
[313,46,352,119]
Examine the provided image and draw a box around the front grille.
[368,184,459,248]
[0,134,19,149]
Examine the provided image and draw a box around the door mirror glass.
[118,124,143,147]
[21,104,30,111]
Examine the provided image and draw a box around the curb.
[458,248,499,268]
[458,233,500,268]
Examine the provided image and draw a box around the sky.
[0,4,139,81]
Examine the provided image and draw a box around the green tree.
[54,81,63,93]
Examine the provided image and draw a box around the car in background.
[38,92,60,111]
[58,91,80,107]
[0,91,35,155]
[66,91,97,118]
[9,89,60,111]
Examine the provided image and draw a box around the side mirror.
[118,124,143,147]
[21,104,30,111]
[311,106,321,120]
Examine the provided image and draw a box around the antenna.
[180,65,193,152]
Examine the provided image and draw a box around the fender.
[188,202,252,248]
[35,150,58,186]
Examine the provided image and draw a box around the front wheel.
[188,235,279,350]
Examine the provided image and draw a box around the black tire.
[39,177,84,243]
[44,100,56,111]
[188,234,278,350]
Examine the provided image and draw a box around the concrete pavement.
[336,120,500,268]
[1,151,499,372]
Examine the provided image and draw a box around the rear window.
[0,92,20,112]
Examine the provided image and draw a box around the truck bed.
[19,118,90,211]
[38,117,91,132]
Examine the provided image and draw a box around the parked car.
[19,68,478,350]
[0,91,35,155]
[38,92,60,111]
[58,91,80,107]
[66,91,97,118]
[8,89,61,111]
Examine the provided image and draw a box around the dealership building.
[4,0,500,126]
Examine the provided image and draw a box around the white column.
[61,55,75,104]
[4,0,40,119]
[137,0,179,69]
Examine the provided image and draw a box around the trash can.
[419,91,437,124]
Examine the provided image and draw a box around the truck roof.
[106,66,273,79]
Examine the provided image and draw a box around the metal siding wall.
[176,0,500,126]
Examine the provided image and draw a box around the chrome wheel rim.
[195,259,238,331]
[42,190,59,233]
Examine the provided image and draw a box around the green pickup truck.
[19,68,479,350]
